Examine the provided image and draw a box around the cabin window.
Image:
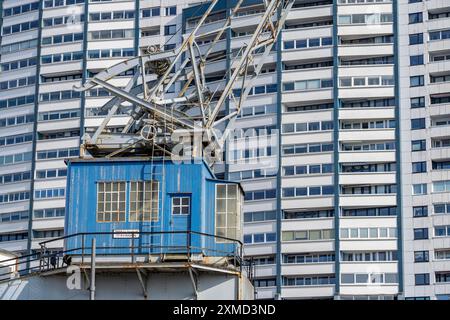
[215,184,241,241]
[172,196,190,215]
[129,181,159,221]
[96,182,126,222]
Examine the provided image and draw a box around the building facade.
[0,0,449,300]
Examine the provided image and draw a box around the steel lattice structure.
[75,0,294,165]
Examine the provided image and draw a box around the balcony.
[338,24,393,37]
[281,240,334,254]
[339,129,395,142]
[282,88,333,104]
[428,39,450,54]
[281,263,334,276]
[40,61,83,75]
[37,119,81,133]
[339,172,396,185]
[339,239,397,251]
[430,125,450,139]
[254,287,276,299]
[243,243,277,257]
[281,285,334,299]
[339,194,396,207]
[339,107,395,120]
[340,261,398,274]
[339,150,396,163]
[253,264,277,278]
[339,87,394,99]
[431,147,450,161]
[282,47,333,63]
[287,4,333,22]
[281,218,334,232]
[282,132,333,146]
[338,44,393,57]
[339,284,398,296]
[282,196,334,210]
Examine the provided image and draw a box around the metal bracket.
[136,268,148,299]
[188,267,199,300]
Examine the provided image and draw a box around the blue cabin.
[64,158,243,261]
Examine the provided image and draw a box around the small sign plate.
[112,229,140,239]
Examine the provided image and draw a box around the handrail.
[37,230,243,247]
[0,230,245,283]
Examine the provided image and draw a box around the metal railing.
[0,230,245,283]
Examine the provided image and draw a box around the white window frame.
[129,180,159,222]
[172,196,191,215]
[96,181,127,222]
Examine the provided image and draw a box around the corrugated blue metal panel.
[65,159,240,257]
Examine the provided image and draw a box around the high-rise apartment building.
[0,0,449,300]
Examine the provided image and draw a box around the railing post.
[131,232,135,264]
[81,234,85,266]
[187,231,191,261]
[90,238,96,300]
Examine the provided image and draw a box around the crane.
[74,0,294,166]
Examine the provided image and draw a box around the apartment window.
[0,152,32,166]
[414,251,429,263]
[244,211,276,222]
[34,188,65,199]
[434,203,450,214]
[341,251,397,262]
[411,118,426,130]
[0,171,32,185]
[0,232,28,243]
[36,169,67,179]
[282,229,334,241]
[283,275,335,287]
[411,97,425,108]
[435,225,450,237]
[216,184,240,240]
[129,181,159,221]
[430,29,450,41]
[409,33,423,45]
[415,273,429,285]
[165,6,176,16]
[2,20,39,35]
[2,2,39,17]
[436,272,450,284]
[433,180,450,193]
[435,250,450,260]
[0,211,29,223]
[164,24,177,35]
[412,161,427,173]
[283,253,335,264]
[142,7,160,18]
[341,227,396,239]
[410,75,424,87]
[254,278,276,287]
[244,189,276,201]
[410,55,424,66]
[96,182,126,222]
[284,210,334,220]
[414,228,428,240]
[413,206,428,217]
[341,273,398,284]
[413,183,427,195]
[244,233,276,244]
[409,12,423,24]
[172,196,190,215]
[33,229,64,239]
[34,208,65,219]
[411,139,426,151]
